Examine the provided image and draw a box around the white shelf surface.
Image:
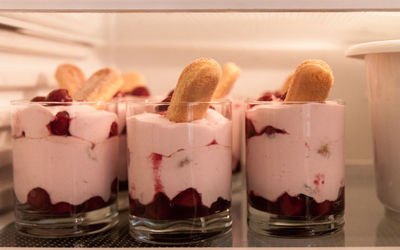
[0,0,400,11]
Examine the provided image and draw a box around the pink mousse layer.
[114,96,147,183]
[246,101,344,203]
[12,103,119,205]
[127,109,232,207]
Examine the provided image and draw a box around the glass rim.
[125,98,232,105]
[10,100,117,105]
[245,98,345,105]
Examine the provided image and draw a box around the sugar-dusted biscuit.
[285,59,333,102]
[55,64,85,96]
[73,68,123,101]
[166,58,221,123]
[213,62,240,99]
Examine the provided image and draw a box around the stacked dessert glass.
[11,66,123,237]
[246,60,345,236]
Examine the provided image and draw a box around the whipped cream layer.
[113,96,148,182]
[246,102,344,203]
[11,103,119,205]
[12,103,117,143]
[127,109,232,207]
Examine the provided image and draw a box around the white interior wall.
[111,12,400,165]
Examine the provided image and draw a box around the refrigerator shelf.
[1,0,400,12]
[1,164,400,248]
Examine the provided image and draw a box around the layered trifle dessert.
[158,62,244,191]
[11,65,122,237]
[246,60,344,236]
[127,58,232,244]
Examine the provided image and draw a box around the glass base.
[248,205,344,237]
[117,190,129,211]
[15,203,118,238]
[129,208,232,245]
[232,171,244,193]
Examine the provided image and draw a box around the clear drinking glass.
[11,100,119,237]
[231,96,245,192]
[126,100,232,244]
[245,100,345,236]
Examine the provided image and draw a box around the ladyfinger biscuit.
[213,62,240,99]
[166,58,221,123]
[55,64,85,96]
[121,72,146,93]
[73,68,123,101]
[285,59,333,102]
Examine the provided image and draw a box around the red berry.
[145,192,172,220]
[27,188,51,211]
[246,118,257,139]
[156,97,171,112]
[210,197,231,214]
[257,92,273,101]
[51,202,73,214]
[274,91,282,99]
[109,122,118,137]
[46,89,72,102]
[130,86,150,97]
[279,193,304,217]
[281,91,287,101]
[129,197,146,216]
[82,196,105,212]
[31,96,46,102]
[48,111,70,135]
[172,188,201,208]
[312,200,332,217]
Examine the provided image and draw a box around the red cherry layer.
[24,178,118,215]
[248,187,344,218]
[246,118,288,139]
[129,188,230,220]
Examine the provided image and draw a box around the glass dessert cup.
[114,98,130,211]
[11,100,119,238]
[231,96,246,192]
[245,100,345,237]
[126,100,233,244]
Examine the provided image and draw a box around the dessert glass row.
[10,58,344,243]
